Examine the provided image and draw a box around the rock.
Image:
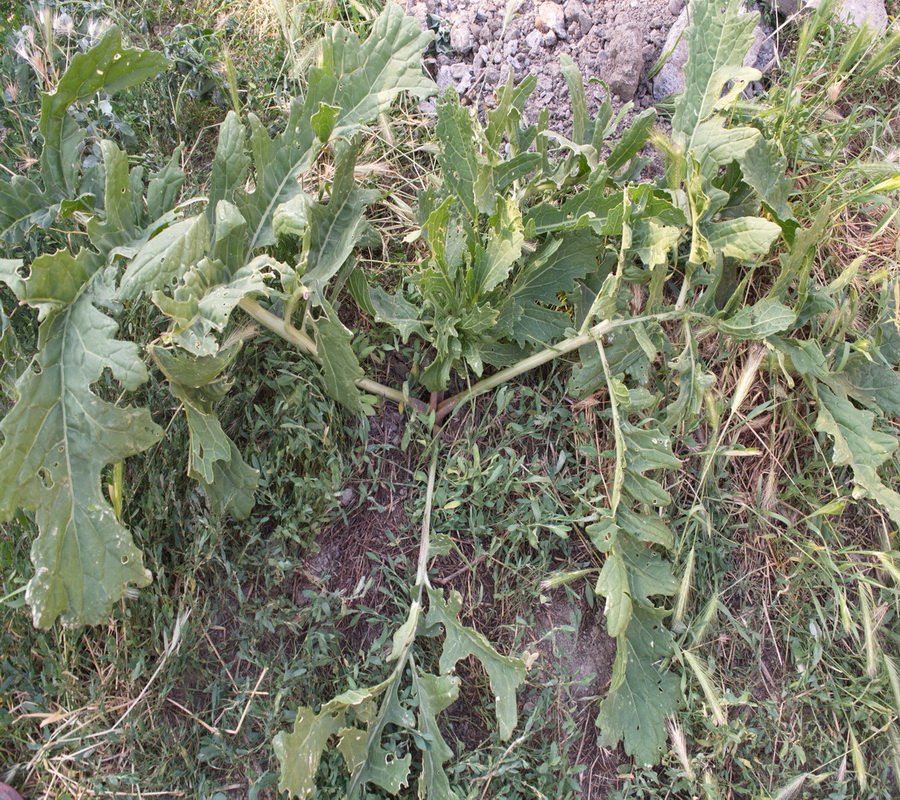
[436,64,454,91]
[652,5,774,101]
[563,0,584,22]
[668,0,684,13]
[450,21,475,54]
[535,1,567,37]
[808,0,888,30]
[542,30,558,46]
[525,28,544,49]
[605,23,644,101]
[768,0,887,30]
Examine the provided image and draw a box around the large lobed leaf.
[596,607,680,765]
[0,253,163,627]
[815,386,900,526]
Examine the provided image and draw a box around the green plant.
[2,0,900,796]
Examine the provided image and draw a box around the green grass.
[2,0,900,798]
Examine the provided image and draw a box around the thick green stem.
[241,298,688,425]
[415,446,440,590]
[434,310,685,422]
[239,297,429,414]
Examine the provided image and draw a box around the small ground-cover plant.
[1,0,899,796]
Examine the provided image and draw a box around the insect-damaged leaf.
[672,0,760,148]
[426,586,526,741]
[0,252,163,628]
[274,682,389,799]
[815,385,900,526]
[597,606,680,765]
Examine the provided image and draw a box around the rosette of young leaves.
[363,89,608,390]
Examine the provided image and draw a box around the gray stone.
[605,23,644,101]
[668,0,684,13]
[436,65,453,91]
[535,0,567,37]
[653,5,774,101]
[525,28,544,49]
[768,0,887,30]
[450,21,475,54]
[542,30,558,46]
[808,0,888,30]
[563,0,584,22]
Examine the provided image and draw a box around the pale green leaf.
[607,108,657,174]
[273,192,314,240]
[0,175,52,244]
[149,342,241,389]
[596,548,632,637]
[310,102,341,142]
[40,27,169,198]
[833,360,900,416]
[0,251,163,628]
[147,145,185,221]
[313,301,367,413]
[500,231,599,346]
[436,93,481,220]
[702,216,781,261]
[369,286,426,342]
[738,136,795,224]
[672,0,760,146]
[426,586,526,740]
[596,607,680,765]
[240,6,432,254]
[208,112,250,222]
[475,198,524,294]
[119,214,210,301]
[560,54,589,145]
[665,338,715,429]
[815,385,900,526]
[414,670,461,800]
[86,140,140,251]
[275,708,350,798]
[320,4,434,142]
[688,117,761,178]
[303,140,372,298]
[718,297,796,340]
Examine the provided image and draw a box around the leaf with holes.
[597,607,680,765]
[0,252,163,627]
